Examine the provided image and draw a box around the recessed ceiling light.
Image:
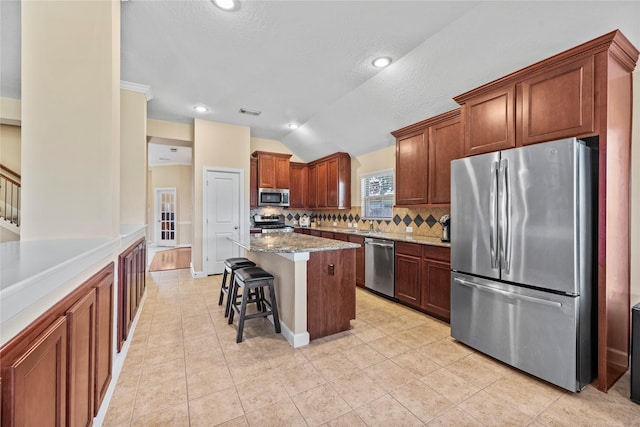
[212,0,240,11]
[372,57,392,68]
[288,123,300,130]
[193,105,208,113]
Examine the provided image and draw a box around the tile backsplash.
[250,206,450,238]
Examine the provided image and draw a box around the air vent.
[239,108,261,116]
[170,148,177,152]
[159,157,171,161]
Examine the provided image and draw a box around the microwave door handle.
[499,158,511,274]
[490,161,499,269]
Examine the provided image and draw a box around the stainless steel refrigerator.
[450,137,596,392]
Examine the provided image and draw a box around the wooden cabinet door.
[316,161,328,207]
[518,56,595,145]
[463,85,515,156]
[395,130,428,205]
[250,157,258,208]
[275,157,290,188]
[66,289,96,427]
[333,232,349,242]
[308,164,318,208]
[348,235,365,288]
[422,258,451,322]
[395,252,421,307]
[321,231,335,239]
[2,317,67,427]
[92,270,113,414]
[257,153,276,188]
[309,229,322,237]
[326,157,339,207]
[289,163,308,208]
[428,115,464,205]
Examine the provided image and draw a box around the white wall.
[120,89,147,226]
[631,69,640,306]
[250,137,304,163]
[20,1,120,240]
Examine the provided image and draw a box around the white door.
[155,188,177,246]
[205,170,241,275]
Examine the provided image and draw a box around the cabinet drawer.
[423,245,450,262]
[395,241,422,257]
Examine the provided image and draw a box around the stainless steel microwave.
[258,188,290,207]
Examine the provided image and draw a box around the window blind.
[361,169,394,219]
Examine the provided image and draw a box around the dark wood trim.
[0,164,21,180]
[391,108,460,138]
[454,30,638,104]
[0,173,20,187]
[306,151,350,167]
[251,150,292,160]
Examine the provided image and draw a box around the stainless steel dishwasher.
[364,238,395,299]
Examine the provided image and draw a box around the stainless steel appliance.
[439,214,450,242]
[450,137,596,392]
[258,188,290,207]
[364,238,395,299]
[253,214,294,233]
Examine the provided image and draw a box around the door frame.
[202,166,246,276]
[154,187,177,246]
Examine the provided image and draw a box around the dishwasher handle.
[365,241,394,249]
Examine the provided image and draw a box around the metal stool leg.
[268,281,281,333]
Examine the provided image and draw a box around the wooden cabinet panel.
[316,161,328,207]
[395,130,428,205]
[308,164,318,208]
[333,232,349,242]
[289,162,308,208]
[327,157,339,207]
[307,249,356,339]
[462,85,515,156]
[254,151,292,189]
[428,115,464,204]
[309,229,322,237]
[118,238,146,352]
[422,259,451,322]
[348,235,366,288]
[2,317,67,427]
[320,231,334,239]
[92,271,113,414]
[395,253,421,307]
[66,289,96,427]
[519,56,595,145]
[250,157,258,208]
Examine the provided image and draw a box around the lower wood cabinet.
[1,263,115,427]
[394,242,451,322]
[348,235,365,288]
[118,238,146,352]
[2,317,68,427]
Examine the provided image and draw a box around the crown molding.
[120,81,153,101]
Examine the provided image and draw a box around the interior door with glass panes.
[155,188,177,246]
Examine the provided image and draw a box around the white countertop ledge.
[0,238,118,329]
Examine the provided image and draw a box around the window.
[361,169,394,219]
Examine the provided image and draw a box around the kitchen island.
[230,232,359,347]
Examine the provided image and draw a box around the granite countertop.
[295,225,451,248]
[230,232,360,253]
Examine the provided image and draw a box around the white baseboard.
[190,263,206,278]
[279,320,309,348]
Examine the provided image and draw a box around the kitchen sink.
[344,230,381,235]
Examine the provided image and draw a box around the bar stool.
[218,257,256,317]
[228,266,281,343]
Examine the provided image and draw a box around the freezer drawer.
[450,272,589,391]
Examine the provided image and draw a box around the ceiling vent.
[170,148,178,152]
[239,108,261,116]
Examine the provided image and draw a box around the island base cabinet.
[307,249,356,340]
[2,317,68,427]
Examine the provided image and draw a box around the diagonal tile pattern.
[103,269,640,426]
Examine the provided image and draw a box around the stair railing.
[0,164,21,227]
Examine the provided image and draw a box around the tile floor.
[103,269,640,426]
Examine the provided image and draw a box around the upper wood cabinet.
[394,130,428,205]
[307,152,351,209]
[518,55,595,145]
[252,151,292,189]
[289,162,308,209]
[459,85,516,156]
[392,109,463,206]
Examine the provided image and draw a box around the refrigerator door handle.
[453,277,563,308]
[499,158,511,274]
[490,160,499,269]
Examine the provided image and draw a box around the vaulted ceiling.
[2,1,639,162]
